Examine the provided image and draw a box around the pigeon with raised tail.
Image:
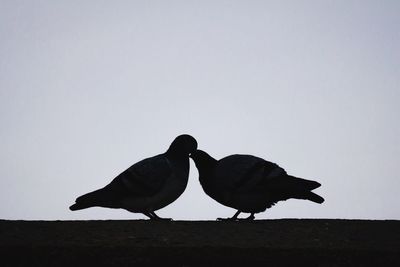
[190,150,324,221]
[69,134,197,220]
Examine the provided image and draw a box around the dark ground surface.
[0,219,399,266]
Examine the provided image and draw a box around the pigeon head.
[167,134,198,156]
[189,149,218,170]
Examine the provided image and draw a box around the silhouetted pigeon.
[69,134,197,220]
[190,150,324,221]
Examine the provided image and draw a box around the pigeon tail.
[69,202,90,211]
[305,191,325,204]
[275,176,324,204]
[286,175,321,191]
[69,188,108,211]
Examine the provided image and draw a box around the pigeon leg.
[217,210,241,221]
[238,213,255,221]
[143,212,154,219]
[150,211,172,221]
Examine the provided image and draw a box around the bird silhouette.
[69,134,197,220]
[190,150,324,221]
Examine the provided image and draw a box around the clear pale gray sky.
[1,1,399,220]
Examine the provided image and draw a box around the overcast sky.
[1,1,399,220]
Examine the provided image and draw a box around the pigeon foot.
[217,217,237,221]
[217,210,242,221]
[149,211,173,221]
[237,213,255,221]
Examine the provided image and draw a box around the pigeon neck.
[165,148,187,159]
[195,156,218,175]
[196,156,218,192]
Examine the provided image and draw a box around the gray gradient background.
[1,1,399,220]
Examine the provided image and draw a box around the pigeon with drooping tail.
[69,134,197,220]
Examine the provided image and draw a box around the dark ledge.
[1,219,399,266]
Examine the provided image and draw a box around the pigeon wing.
[216,155,286,192]
[215,155,263,189]
[107,154,172,197]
